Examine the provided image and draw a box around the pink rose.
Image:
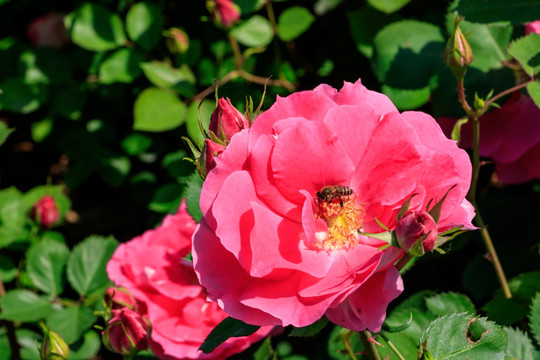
[27,12,70,48]
[107,200,272,360]
[103,307,150,356]
[213,0,240,28]
[31,195,60,229]
[438,93,540,183]
[525,20,540,35]
[192,79,475,332]
[395,211,438,254]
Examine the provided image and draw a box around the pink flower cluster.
[438,93,540,184]
[107,201,272,360]
[193,79,475,332]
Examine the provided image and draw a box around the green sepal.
[451,117,469,143]
[374,217,390,231]
[382,312,413,332]
[358,231,393,245]
[427,184,457,223]
[397,193,417,221]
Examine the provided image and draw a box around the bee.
[316,185,354,206]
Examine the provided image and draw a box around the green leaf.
[0,77,45,114]
[347,7,398,58]
[98,48,144,84]
[199,317,260,354]
[382,85,431,110]
[52,83,87,121]
[67,3,127,52]
[425,292,476,317]
[46,306,97,344]
[314,0,343,15]
[100,154,131,187]
[186,100,214,145]
[454,0,540,25]
[140,62,196,97]
[16,328,41,359]
[231,15,273,47]
[420,314,507,360]
[0,187,26,248]
[327,326,364,360]
[0,290,52,322]
[367,0,411,13]
[277,7,315,42]
[66,235,117,296]
[149,183,183,213]
[235,0,265,14]
[253,337,274,360]
[372,20,444,88]
[162,150,193,180]
[504,327,539,360]
[69,330,101,360]
[122,133,153,156]
[31,118,53,142]
[133,88,187,132]
[126,2,163,51]
[183,172,203,222]
[26,239,69,296]
[289,317,329,337]
[507,34,540,77]
[0,254,16,283]
[0,121,14,146]
[529,292,540,346]
[527,81,540,109]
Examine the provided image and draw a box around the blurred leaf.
[0,121,14,146]
[314,0,343,15]
[289,317,328,337]
[16,328,41,360]
[52,84,87,121]
[372,20,444,88]
[183,172,203,222]
[200,317,260,354]
[100,154,131,186]
[122,133,153,155]
[231,15,273,47]
[504,327,538,360]
[527,81,540,109]
[126,2,163,51]
[66,235,117,296]
[420,314,506,359]
[425,292,476,316]
[141,62,196,97]
[46,306,96,344]
[26,239,69,296]
[382,85,431,110]
[254,337,274,360]
[328,326,364,360]
[367,0,411,13]
[454,0,540,25]
[31,118,53,142]
[186,100,214,145]
[0,290,52,322]
[235,0,265,14]
[0,187,26,248]
[277,7,315,42]
[0,254,16,283]
[99,48,144,84]
[507,34,540,77]
[133,88,187,132]
[18,48,71,85]
[0,77,45,114]
[69,330,101,360]
[451,18,513,73]
[24,185,71,219]
[530,293,540,346]
[162,150,193,179]
[149,183,183,213]
[67,3,127,52]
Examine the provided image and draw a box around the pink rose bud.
[166,27,189,54]
[213,0,241,28]
[209,98,249,142]
[395,211,438,256]
[444,17,473,79]
[201,138,226,176]
[27,12,70,48]
[105,287,138,311]
[103,308,150,357]
[525,20,540,35]
[40,323,69,360]
[31,195,61,229]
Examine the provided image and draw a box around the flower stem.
[379,332,406,360]
[482,80,531,112]
[359,331,381,360]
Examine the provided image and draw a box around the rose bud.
[105,287,138,311]
[166,27,189,54]
[40,324,69,360]
[211,0,241,28]
[27,12,70,48]
[444,17,473,79]
[209,97,249,142]
[395,211,438,256]
[199,138,226,177]
[102,308,150,357]
[31,195,61,229]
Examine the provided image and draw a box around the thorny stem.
[0,275,21,360]
[379,332,406,360]
[359,331,382,360]
[482,80,532,112]
[457,78,512,300]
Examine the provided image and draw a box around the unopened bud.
[31,195,60,229]
[209,0,241,28]
[105,287,138,311]
[209,98,249,142]
[166,28,189,54]
[395,211,438,256]
[200,139,226,177]
[102,308,150,356]
[444,17,473,79]
[40,324,69,360]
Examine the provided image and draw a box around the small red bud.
[166,28,189,54]
[210,0,241,28]
[444,17,473,79]
[31,195,60,229]
[102,308,150,357]
[209,98,249,142]
[395,211,438,256]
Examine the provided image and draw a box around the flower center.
[314,193,364,250]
